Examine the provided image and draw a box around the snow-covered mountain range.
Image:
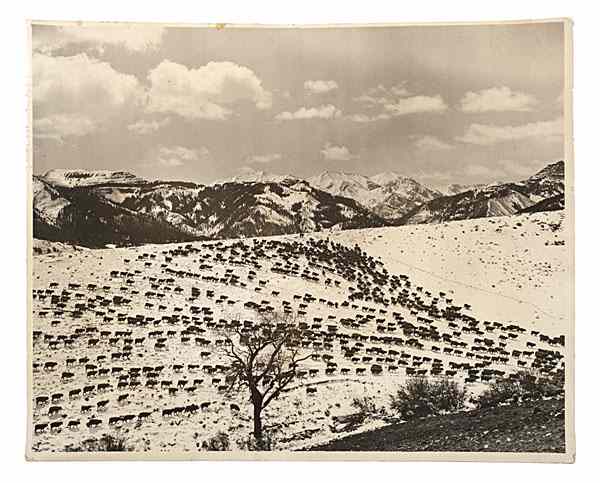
[32,161,565,247]
[400,161,565,225]
[307,171,442,220]
[33,173,386,247]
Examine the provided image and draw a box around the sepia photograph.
[27,19,573,461]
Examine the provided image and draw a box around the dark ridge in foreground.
[308,398,565,453]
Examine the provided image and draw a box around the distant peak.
[314,170,365,179]
[371,172,427,189]
[529,160,565,180]
[218,168,298,185]
[42,169,146,187]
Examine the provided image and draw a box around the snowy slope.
[33,175,387,247]
[401,161,565,225]
[308,171,441,220]
[42,169,147,187]
[438,183,486,197]
[30,211,567,453]
[224,169,299,185]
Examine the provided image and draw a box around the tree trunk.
[253,401,263,440]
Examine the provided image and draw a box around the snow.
[216,169,298,185]
[33,178,70,224]
[32,239,85,256]
[308,171,439,218]
[369,172,404,186]
[322,211,569,325]
[43,169,146,187]
[30,211,568,454]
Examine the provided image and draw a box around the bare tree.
[218,310,311,441]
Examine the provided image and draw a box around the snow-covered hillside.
[438,183,486,197]
[33,175,386,247]
[30,211,567,453]
[402,162,565,225]
[222,169,299,185]
[42,169,147,187]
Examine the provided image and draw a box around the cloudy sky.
[31,21,566,188]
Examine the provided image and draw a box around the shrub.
[475,371,564,409]
[474,379,524,409]
[351,396,379,418]
[202,431,230,451]
[237,431,277,451]
[67,434,133,452]
[390,377,467,419]
[100,434,131,451]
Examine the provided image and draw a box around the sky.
[31,21,566,188]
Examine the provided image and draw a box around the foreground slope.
[30,211,567,452]
[310,398,565,452]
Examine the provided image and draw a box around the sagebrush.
[390,377,467,419]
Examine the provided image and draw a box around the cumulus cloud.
[127,117,171,135]
[33,53,142,140]
[320,143,356,161]
[34,114,97,142]
[304,80,338,94]
[456,118,563,145]
[246,153,282,164]
[143,145,211,168]
[352,95,387,106]
[383,95,448,116]
[275,104,342,120]
[353,83,411,105]
[146,60,272,120]
[344,113,391,123]
[33,24,166,53]
[348,92,447,122]
[412,135,454,151]
[459,86,538,113]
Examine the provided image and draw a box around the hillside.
[439,183,486,197]
[33,173,387,247]
[33,176,203,247]
[327,211,569,323]
[32,161,565,247]
[309,397,565,452]
[30,212,567,453]
[401,161,565,225]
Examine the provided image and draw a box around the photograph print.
[28,19,574,461]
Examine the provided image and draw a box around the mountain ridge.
[33,174,387,247]
[307,170,442,220]
[400,161,565,225]
[33,161,564,247]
